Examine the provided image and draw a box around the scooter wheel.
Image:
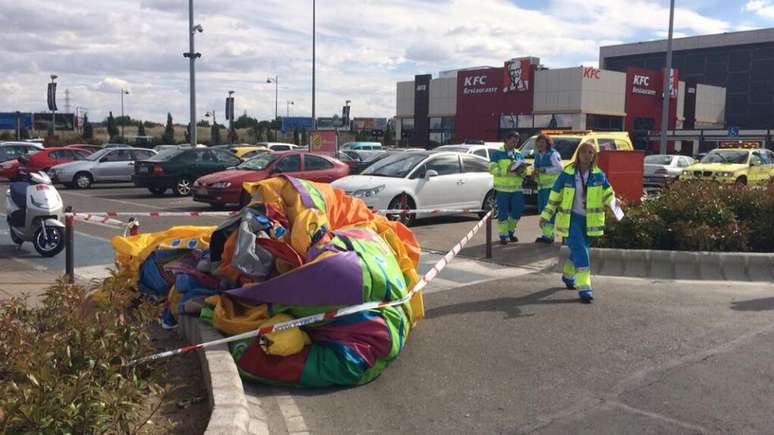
[33,226,65,257]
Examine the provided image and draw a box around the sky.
[0,0,772,124]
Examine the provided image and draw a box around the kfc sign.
[503,59,531,92]
[464,76,487,86]
[583,67,600,79]
[462,72,498,95]
[632,74,657,96]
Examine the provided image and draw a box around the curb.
[555,247,774,281]
[179,314,270,435]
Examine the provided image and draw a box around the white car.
[435,143,502,160]
[331,151,494,226]
[644,154,695,187]
[258,142,300,152]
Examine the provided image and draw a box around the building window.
[586,114,624,131]
[400,118,415,146]
[429,116,455,147]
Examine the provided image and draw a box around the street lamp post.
[345,99,351,129]
[228,90,235,144]
[50,75,58,136]
[267,76,278,140]
[184,0,203,147]
[286,100,294,118]
[659,0,676,155]
[120,88,129,138]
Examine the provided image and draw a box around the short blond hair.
[575,141,597,164]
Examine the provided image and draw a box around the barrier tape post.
[64,206,74,284]
[485,214,492,259]
[125,210,493,367]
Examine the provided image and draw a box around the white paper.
[610,198,625,221]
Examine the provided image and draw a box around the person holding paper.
[538,142,623,303]
[489,132,526,245]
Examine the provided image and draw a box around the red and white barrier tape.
[73,213,128,228]
[66,211,240,218]
[375,208,485,214]
[125,210,493,366]
[67,208,484,219]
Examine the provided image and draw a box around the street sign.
[225,97,234,121]
[47,83,57,111]
[728,127,739,137]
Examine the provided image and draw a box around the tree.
[211,123,221,145]
[228,127,238,144]
[197,119,210,127]
[293,128,300,145]
[384,123,395,146]
[137,120,146,136]
[184,123,191,143]
[19,126,30,140]
[106,112,119,139]
[233,113,259,129]
[301,129,308,146]
[162,113,175,144]
[83,114,93,139]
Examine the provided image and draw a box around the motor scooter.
[5,170,66,257]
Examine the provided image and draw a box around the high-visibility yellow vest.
[488,147,523,193]
[534,149,561,190]
[539,164,614,237]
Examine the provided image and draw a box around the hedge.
[595,180,774,252]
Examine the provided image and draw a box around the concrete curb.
[179,314,269,435]
[556,247,774,281]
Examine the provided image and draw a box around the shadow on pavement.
[731,297,774,312]
[425,287,578,320]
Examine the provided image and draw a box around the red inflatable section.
[597,150,645,205]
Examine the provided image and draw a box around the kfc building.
[395,56,725,151]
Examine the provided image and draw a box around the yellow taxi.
[230,146,271,159]
[679,142,774,185]
[519,130,634,193]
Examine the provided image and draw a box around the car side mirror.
[100,157,109,163]
[425,169,439,179]
[750,161,760,167]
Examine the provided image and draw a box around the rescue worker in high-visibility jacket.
[539,142,619,303]
[532,134,563,244]
[489,133,525,245]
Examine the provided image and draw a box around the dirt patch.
[136,323,210,434]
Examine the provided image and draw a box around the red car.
[0,147,90,178]
[193,151,349,207]
[66,144,102,154]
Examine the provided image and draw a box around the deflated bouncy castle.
[112,176,423,387]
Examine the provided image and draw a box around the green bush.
[596,180,774,252]
[0,272,166,434]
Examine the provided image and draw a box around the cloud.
[744,0,774,18]
[0,0,745,123]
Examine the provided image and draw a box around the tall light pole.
[50,75,58,136]
[286,100,294,118]
[228,90,235,144]
[312,0,316,130]
[184,0,203,146]
[659,0,675,155]
[120,88,129,138]
[345,99,351,129]
[267,75,278,140]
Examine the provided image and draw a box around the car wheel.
[480,190,497,219]
[148,187,166,196]
[74,172,93,189]
[174,177,193,196]
[735,176,747,186]
[386,194,415,227]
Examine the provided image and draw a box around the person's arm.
[539,173,564,225]
[544,151,563,174]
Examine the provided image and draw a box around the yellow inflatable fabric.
[112,225,216,282]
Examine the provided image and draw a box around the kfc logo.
[632,75,650,87]
[464,76,488,86]
[503,59,530,92]
[583,67,600,79]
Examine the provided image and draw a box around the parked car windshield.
[238,154,278,171]
[361,153,427,178]
[701,150,749,164]
[86,148,112,161]
[644,155,674,165]
[151,149,185,161]
[521,137,582,160]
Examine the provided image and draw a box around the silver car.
[644,154,695,187]
[49,147,156,188]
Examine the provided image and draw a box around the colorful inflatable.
[112,176,422,387]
